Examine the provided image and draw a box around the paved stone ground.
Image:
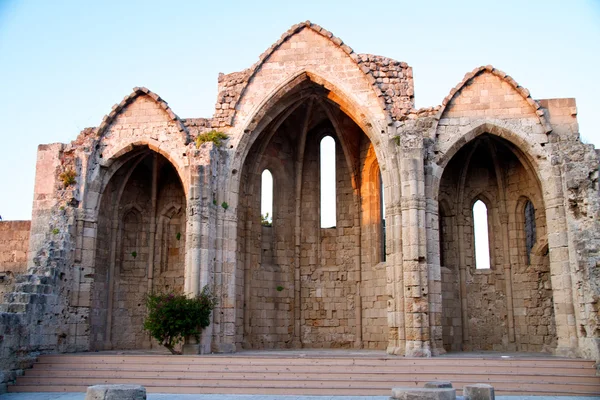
[1,394,599,400]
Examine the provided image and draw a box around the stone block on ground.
[463,383,495,400]
[85,384,146,400]
[391,387,456,400]
[424,381,453,388]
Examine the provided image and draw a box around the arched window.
[261,169,273,227]
[473,200,491,269]
[524,200,536,264]
[320,136,336,228]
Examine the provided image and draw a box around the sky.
[0,0,599,220]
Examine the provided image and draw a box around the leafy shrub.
[143,286,217,354]
[195,130,229,148]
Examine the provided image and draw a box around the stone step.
[0,303,28,313]
[15,274,53,285]
[12,283,54,295]
[21,369,599,384]
[29,362,599,376]
[9,376,600,396]
[8,385,599,397]
[33,354,596,368]
[8,353,600,396]
[3,292,50,304]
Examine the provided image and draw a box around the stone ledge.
[391,387,456,400]
[85,384,146,400]
[463,384,495,400]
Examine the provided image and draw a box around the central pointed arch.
[229,69,390,350]
[228,70,388,201]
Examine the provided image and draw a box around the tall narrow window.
[380,171,386,261]
[320,136,336,228]
[524,200,536,264]
[261,169,273,226]
[473,200,491,269]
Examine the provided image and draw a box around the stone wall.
[301,136,358,347]
[0,221,30,297]
[437,132,556,353]
[540,98,600,360]
[90,154,187,351]
[359,142,387,349]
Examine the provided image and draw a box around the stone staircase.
[0,274,56,313]
[8,352,600,396]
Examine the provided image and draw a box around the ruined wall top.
[213,21,415,128]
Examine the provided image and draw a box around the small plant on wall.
[261,213,272,227]
[59,169,77,188]
[143,286,217,355]
[195,130,229,148]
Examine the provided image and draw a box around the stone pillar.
[385,160,406,355]
[399,137,431,357]
[27,144,64,268]
[425,162,445,355]
[183,164,212,355]
[212,148,236,354]
[545,193,579,356]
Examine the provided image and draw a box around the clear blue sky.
[0,0,599,220]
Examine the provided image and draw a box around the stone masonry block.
[391,387,456,400]
[424,381,453,388]
[463,384,495,400]
[85,384,146,400]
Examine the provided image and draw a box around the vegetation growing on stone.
[143,286,217,355]
[59,169,76,188]
[261,213,272,227]
[195,130,228,148]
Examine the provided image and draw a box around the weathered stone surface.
[463,384,495,400]
[391,387,456,400]
[85,384,146,400]
[424,381,453,388]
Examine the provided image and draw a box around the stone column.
[399,135,431,357]
[545,194,579,357]
[425,162,444,355]
[385,154,406,355]
[183,164,211,354]
[146,154,158,294]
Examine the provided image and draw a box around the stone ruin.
[0,21,599,384]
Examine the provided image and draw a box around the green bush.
[143,286,217,354]
[195,130,229,148]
